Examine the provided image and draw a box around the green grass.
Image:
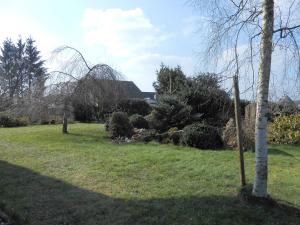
[0,123,299,225]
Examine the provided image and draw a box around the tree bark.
[233,75,246,187]
[253,0,274,197]
[62,111,68,134]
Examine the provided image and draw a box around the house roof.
[141,92,156,99]
[118,81,155,100]
[72,77,156,100]
[119,81,144,99]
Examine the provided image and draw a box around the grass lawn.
[0,123,299,225]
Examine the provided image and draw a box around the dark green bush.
[0,116,16,127]
[129,114,149,129]
[168,127,182,145]
[117,99,151,116]
[180,73,233,126]
[0,115,29,127]
[144,113,155,129]
[150,95,191,132]
[73,102,97,122]
[182,122,223,149]
[109,112,133,138]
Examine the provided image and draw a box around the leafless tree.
[191,0,300,197]
[48,46,124,133]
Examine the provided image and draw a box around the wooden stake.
[233,75,246,186]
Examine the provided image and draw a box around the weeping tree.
[72,75,126,121]
[191,0,300,197]
[49,46,123,133]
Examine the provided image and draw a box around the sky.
[0,0,203,91]
[0,0,299,100]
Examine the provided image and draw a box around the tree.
[15,38,26,98]
[25,37,47,97]
[50,46,123,133]
[253,0,274,197]
[0,39,18,100]
[153,63,187,96]
[192,0,300,197]
[181,73,232,125]
[0,37,47,118]
[72,76,126,121]
[149,95,192,132]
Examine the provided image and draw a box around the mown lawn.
[0,123,299,225]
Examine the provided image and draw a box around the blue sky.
[0,0,299,99]
[0,0,204,92]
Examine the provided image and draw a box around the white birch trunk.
[253,0,274,197]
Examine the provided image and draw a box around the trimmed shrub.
[150,95,191,132]
[182,122,223,149]
[130,114,149,129]
[117,99,151,116]
[268,114,300,144]
[109,112,133,139]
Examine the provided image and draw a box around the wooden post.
[62,111,68,134]
[233,75,246,186]
[62,102,68,134]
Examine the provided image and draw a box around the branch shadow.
[0,160,299,225]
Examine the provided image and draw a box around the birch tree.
[191,0,300,197]
[253,0,274,197]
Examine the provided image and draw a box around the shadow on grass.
[269,148,295,157]
[0,160,299,225]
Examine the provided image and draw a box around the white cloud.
[80,7,198,91]
[119,53,196,91]
[0,13,62,60]
[81,8,170,57]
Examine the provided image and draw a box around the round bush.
[130,114,149,129]
[109,112,133,139]
[182,123,223,149]
[268,114,300,144]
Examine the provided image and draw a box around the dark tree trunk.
[62,111,68,134]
